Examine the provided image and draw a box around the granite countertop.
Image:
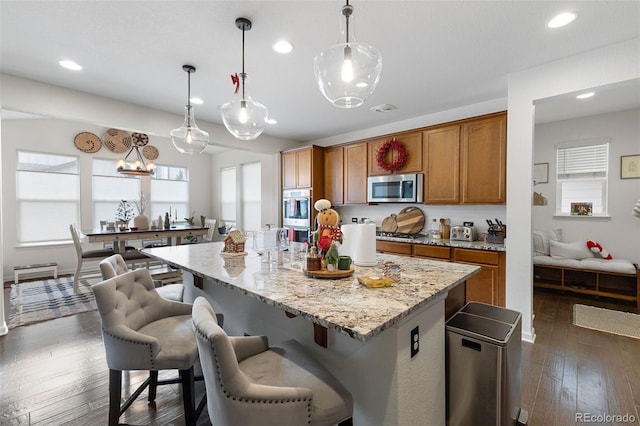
[142,242,480,342]
[376,235,506,252]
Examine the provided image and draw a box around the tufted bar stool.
[92,268,205,425]
[192,296,354,426]
[99,253,185,302]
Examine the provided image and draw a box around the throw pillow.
[549,240,594,259]
[532,229,562,256]
[586,240,613,260]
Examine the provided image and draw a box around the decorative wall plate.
[73,132,102,153]
[103,128,132,153]
[142,145,159,160]
[131,132,150,146]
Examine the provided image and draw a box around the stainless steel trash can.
[446,302,528,426]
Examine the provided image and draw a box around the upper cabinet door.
[423,125,460,204]
[296,148,312,188]
[282,151,298,189]
[324,146,344,204]
[344,142,368,204]
[460,113,507,204]
[368,132,423,176]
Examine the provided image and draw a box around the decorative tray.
[304,266,354,279]
[220,251,248,257]
[357,276,394,288]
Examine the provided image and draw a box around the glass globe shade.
[220,97,268,140]
[314,41,382,108]
[170,105,209,155]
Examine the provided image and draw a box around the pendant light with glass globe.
[220,18,269,140]
[170,64,209,155]
[314,0,382,108]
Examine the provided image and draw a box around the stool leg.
[108,369,122,426]
[179,367,196,425]
[148,370,158,402]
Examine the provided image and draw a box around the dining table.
[84,225,208,253]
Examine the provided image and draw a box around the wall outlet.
[352,217,358,223]
[411,326,419,358]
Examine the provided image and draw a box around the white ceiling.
[1,1,639,143]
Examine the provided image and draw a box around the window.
[150,165,189,222]
[242,162,261,231]
[556,140,609,216]
[92,159,141,227]
[220,167,237,225]
[17,151,80,243]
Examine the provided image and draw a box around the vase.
[133,213,149,230]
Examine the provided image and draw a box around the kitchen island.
[143,242,479,426]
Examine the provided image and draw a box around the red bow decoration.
[230,73,240,94]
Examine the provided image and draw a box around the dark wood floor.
[1,285,639,425]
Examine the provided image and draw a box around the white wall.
[507,37,640,342]
[534,108,640,263]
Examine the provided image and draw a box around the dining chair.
[70,224,149,293]
[92,269,205,426]
[192,297,354,426]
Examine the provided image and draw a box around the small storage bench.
[533,256,639,307]
[14,262,58,283]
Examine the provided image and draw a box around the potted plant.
[115,200,135,230]
[324,242,339,271]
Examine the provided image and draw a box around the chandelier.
[117,145,155,176]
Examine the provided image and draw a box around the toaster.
[450,226,477,241]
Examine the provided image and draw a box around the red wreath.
[376,138,408,172]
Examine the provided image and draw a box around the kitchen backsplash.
[334,203,506,236]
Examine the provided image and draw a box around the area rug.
[573,304,640,339]
[8,275,101,329]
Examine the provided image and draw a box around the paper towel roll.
[339,224,357,258]
[352,223,378,266]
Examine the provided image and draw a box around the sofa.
[532,229,639,307]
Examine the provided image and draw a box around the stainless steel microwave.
[367,173,424,203]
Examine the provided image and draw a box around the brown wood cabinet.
[324,142,368,205]
[460,113,507,204]
[452,248,505,306]
[282,146,325,192]
[368,132,423,176]
[324,146,344,203]
[422,125,460,203]
[375,240,506,308]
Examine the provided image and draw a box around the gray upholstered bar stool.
[192,297,354,426]
[99,253,184,302]
[92,269,203,426]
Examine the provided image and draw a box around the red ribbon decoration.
[230,73,240,94]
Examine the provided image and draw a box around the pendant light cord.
[343,0,352,43]
[241,24,246,100]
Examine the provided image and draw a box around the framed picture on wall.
[620,154,640,179]
[533,163,549,184]
[570,202,593,216]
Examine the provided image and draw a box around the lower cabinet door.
[464,264,499,305]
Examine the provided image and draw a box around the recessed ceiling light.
[266,118,278,125]
[547,12,577,28]
[576,92,595,99]
[272,40,293,54]
[370,104,397,113]
[59,60,82,71]
[190,97,203,105]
